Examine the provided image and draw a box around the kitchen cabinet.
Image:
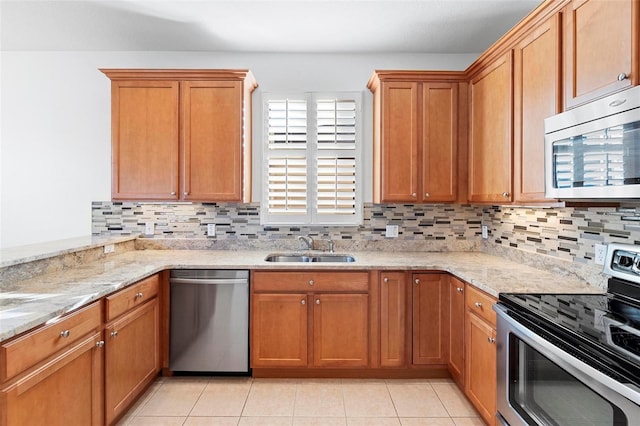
[465,284,497,426]
[412,273,449,365]
[379,271,408,367]
[513,15,561,203]
[251,271,369,369]
[368,72,463,203]
[104,274,160,425]
[101,69,257,202]
[468,51,514,204]
[0,303,103,426]
[448,276,465,387]
[563,0,639,109]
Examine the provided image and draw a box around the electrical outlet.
[144,222,155,236]
[386,224,399,238]
[103,244,115,254]
[481,224,488,239]
[594,243,607,265]
[207,224,216,237]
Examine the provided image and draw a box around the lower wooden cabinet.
[412,273,449,365]
[448,277,465,387]
[379,272,408,367]
[0,332,104,426]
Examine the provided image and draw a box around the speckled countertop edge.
[0,249,605,342]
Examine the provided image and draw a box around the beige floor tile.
[452,418,485,426]
[238,417,293,425]
[138,378,208,417]
[242,380,297,417]
[387,383,449,418]
[293,417,347,425]
[128,417,187,425]
[346,418,401,426]
[191,377,252,416]
[129,379,164,416]
[294,381,345,417]
[184,417,241,425]
[431,383,478,417]
[400,418,456,425]
[342,382,397,417]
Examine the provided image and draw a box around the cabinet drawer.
[0,302,101,383]
[253,271,369,292]
[106,274,160,321]
[465,285,497,327]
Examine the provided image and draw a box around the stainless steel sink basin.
[264,253,355,263]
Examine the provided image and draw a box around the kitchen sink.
[264,253,355,263]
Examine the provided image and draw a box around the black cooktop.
[499,280,640,388]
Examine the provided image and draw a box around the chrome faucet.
[298,235,314,250]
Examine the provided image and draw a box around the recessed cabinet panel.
[412,273,449,365]
[380,272,407,368]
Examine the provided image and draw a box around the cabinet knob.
[488,337,496,344]
[383,277,388,283]
[135,292,143,299]
[425,193,430,198]
[315,299,320,305]
[111,331,118,338]
[170,191,176,196]
[412,193,417,197]
[456,287,464,293]
[618,73,629,81]
[96,341,105,348]
[474,302,483,308]
[414,278,420,285]
[59,330,70,338]
[184,191,189,196]
[301,299,306,305]
[308,279,314,286]
[502,192,510,197]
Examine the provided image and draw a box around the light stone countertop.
[0,249,604,342]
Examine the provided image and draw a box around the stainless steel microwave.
[544,85,640,200]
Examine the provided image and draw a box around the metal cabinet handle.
[59,330,70,338]
[414,278,420,285]
[301,299,306,305]
[315,299,320,305]
[488,337,496,344]
[96,341,105,348]
[170,191,176,196]
[412,192,417,197]
[502,192,510,197]
[474,302,483,308]
[308,279,314,286]
[135,292,143,299]
[618,73,629,81]
[456,287,464,293]
[111,331,118,338]
[184,192,189,196]
[425,193,430,197]
[383,277,388,283]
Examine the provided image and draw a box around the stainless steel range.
[495,243,640,426]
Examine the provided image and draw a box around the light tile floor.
[117,377,485,426]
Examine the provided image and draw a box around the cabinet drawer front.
[253,272,369,292]
[0,302,101,382]
[465,285,497,327]
[106,273,160,321]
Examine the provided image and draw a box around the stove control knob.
[619,255,634,268]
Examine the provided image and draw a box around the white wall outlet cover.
[144,222,155,236]
[481,224,488,239]
[385,224,399,238]
[594,243,607,265]
[207,223,216,237]
[103,244,115,254]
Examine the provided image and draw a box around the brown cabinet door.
[380,81,419,202]
[448,277,465,387]
[465,312,497,426]
[469,52,513,204]
[564,0,637,109]
[514,15,561,203]
[111,80,179,200]
[0,332,104,426]
[422,83,458,202]
[379,272,407,367]
[313,293,369,368]
[251,293,308,368]
[412,273,449,365]
[105,299,160,425]
[181,80,244,201]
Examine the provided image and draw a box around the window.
[262,92,362,225]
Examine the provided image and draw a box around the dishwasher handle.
[170,277,248,286]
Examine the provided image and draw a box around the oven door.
[495,304,640,426]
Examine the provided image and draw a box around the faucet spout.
[298,235,314,250]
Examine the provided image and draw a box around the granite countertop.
[0,248,604,342]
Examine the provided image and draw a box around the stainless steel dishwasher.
[169,269,249,374]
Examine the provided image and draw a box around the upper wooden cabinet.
[101,69,257,202]
[368,72,464,203]
[468,52,514,204]
[513,15,561,203]
[563,0,639,109]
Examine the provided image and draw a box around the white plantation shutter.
[262,93,362,225]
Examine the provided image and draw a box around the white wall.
[0,50,476,249]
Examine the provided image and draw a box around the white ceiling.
[0,0,542,53]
